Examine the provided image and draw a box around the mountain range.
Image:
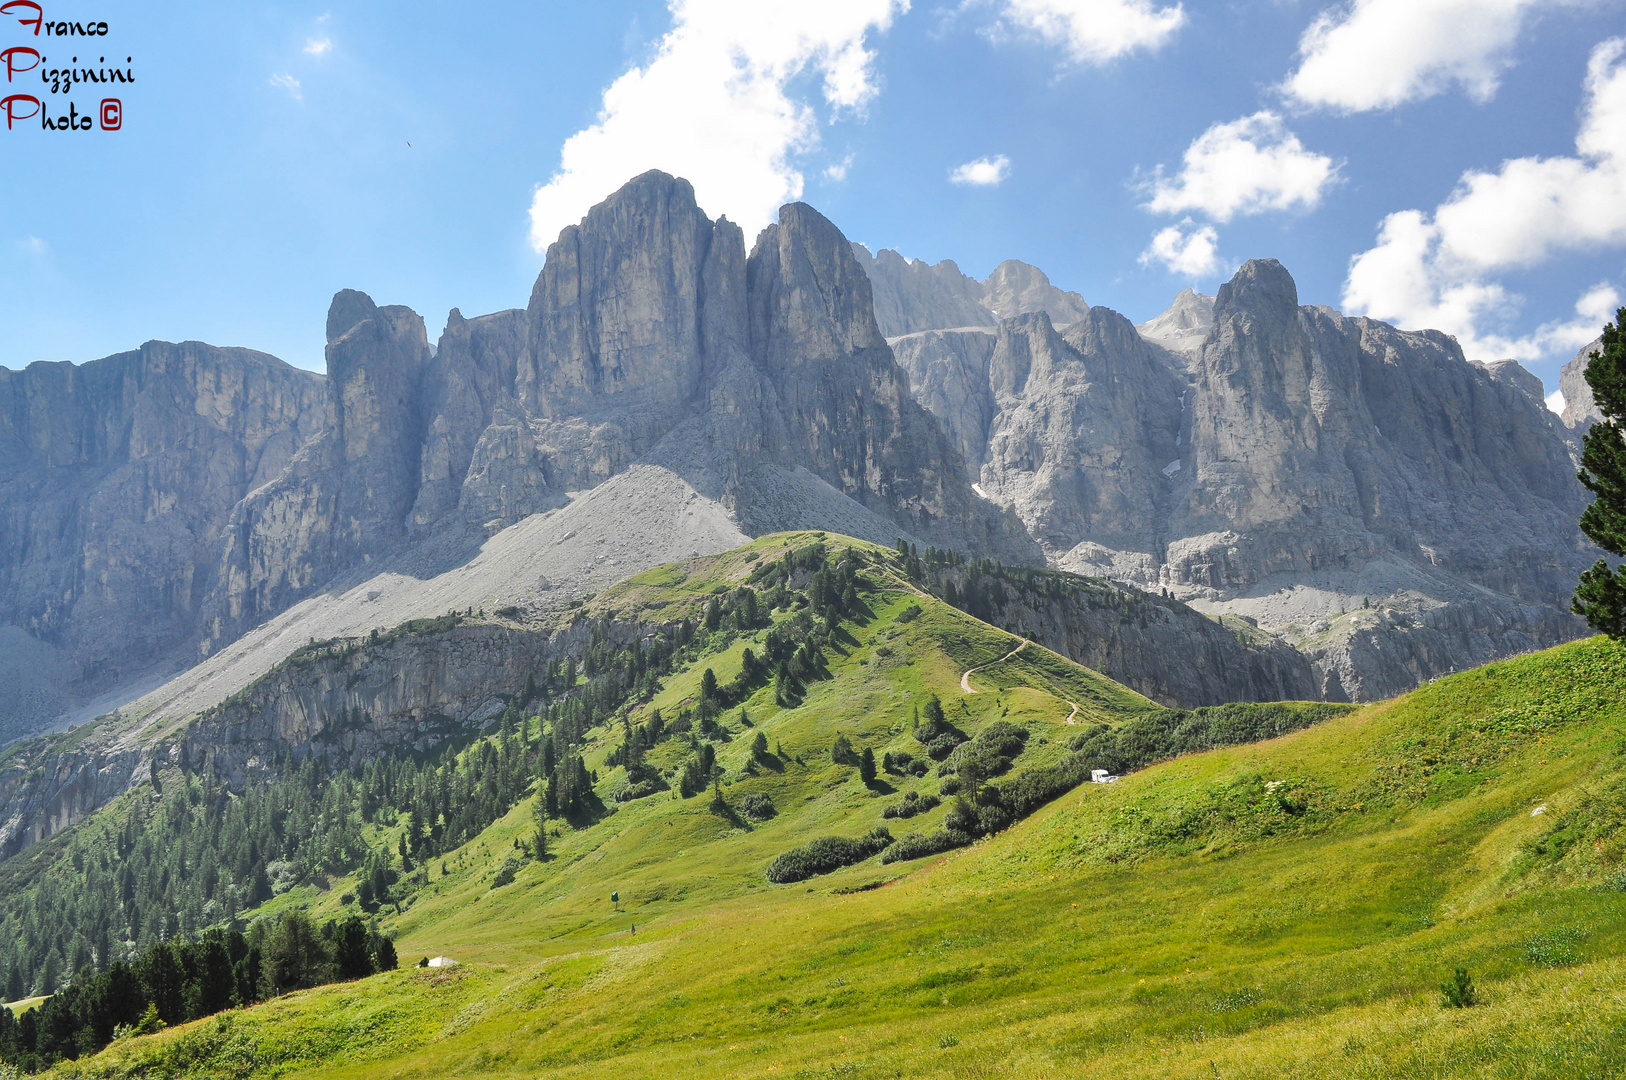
[0,169,1600,747]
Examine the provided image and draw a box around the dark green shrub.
[1440,967,1477,1008]
[832,733,861,766]
[896,604,922,623]
[766,827,894,883]
[880,828,973,864]
[491,856,521,889]
[742,793,776,820]
[882,792,941,819]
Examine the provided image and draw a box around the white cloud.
[1142,112,1338,222]
[950,154,1011,186]
[824,153,855,181]
[1546,387,1566,415]
[1140,219,1222,277]
[1283,0,1550,112]
[269,73,302,101]
[304,37,332,56]
[1343,38,1626,361]
[996,0,1185,65]
[527,0,906,253]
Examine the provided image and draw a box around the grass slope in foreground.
[46,540,1626,1079]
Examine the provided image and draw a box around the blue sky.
[3,0,1624,403]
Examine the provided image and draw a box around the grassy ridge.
[39,540,1626,1078]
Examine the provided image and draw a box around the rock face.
[895,259,1594,700]
[0,342,324,737]
[1476,358,1546,404]
[850,244,1088,337]
[1560,335,1605,430]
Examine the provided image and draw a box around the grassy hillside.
[28,537,1626,1078]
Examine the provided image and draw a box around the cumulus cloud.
[1344,38,1626,361]
[1140,219,1222,277]
[527,0,906,253]
[950,154,1011,186]
[996,0,1185,64]
[1283,0,1551,112]
[269,73,302,101]
[304,37,332,56]
[1142,112,1338,222]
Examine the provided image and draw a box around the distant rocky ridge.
[874,257,1593,700]
[850,244,1089,338]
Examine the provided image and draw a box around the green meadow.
[39,534,1626,1078]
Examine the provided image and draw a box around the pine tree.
[1575,309,1626,635]
[859,746,876,785]
[532,797,548,860]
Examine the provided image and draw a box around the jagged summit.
[1135,286,1214,359]
[849,243,1088,337]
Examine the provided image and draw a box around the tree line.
[0,909,395,1071]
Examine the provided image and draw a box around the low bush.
[766,827,894,883]
[940,721,1028,777]
[491,856,521,889]
[880,828,974,864]
[882,791,941,819]
[1440,967,1478,1008]
[742,792,776,820]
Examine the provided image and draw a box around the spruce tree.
[1576,310,1626,635]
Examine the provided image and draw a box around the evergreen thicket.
[0,910,394,1071]
[1575,309,1626,635]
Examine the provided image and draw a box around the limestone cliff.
[0,342,323,737]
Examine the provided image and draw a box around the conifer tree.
[1576,309,1626,635]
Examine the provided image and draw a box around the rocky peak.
[522,170,715,418]
[1214,258,1299,323]
[1474,358,1546,404]
[1136,287,1215,359]
[982,260,1089,325]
